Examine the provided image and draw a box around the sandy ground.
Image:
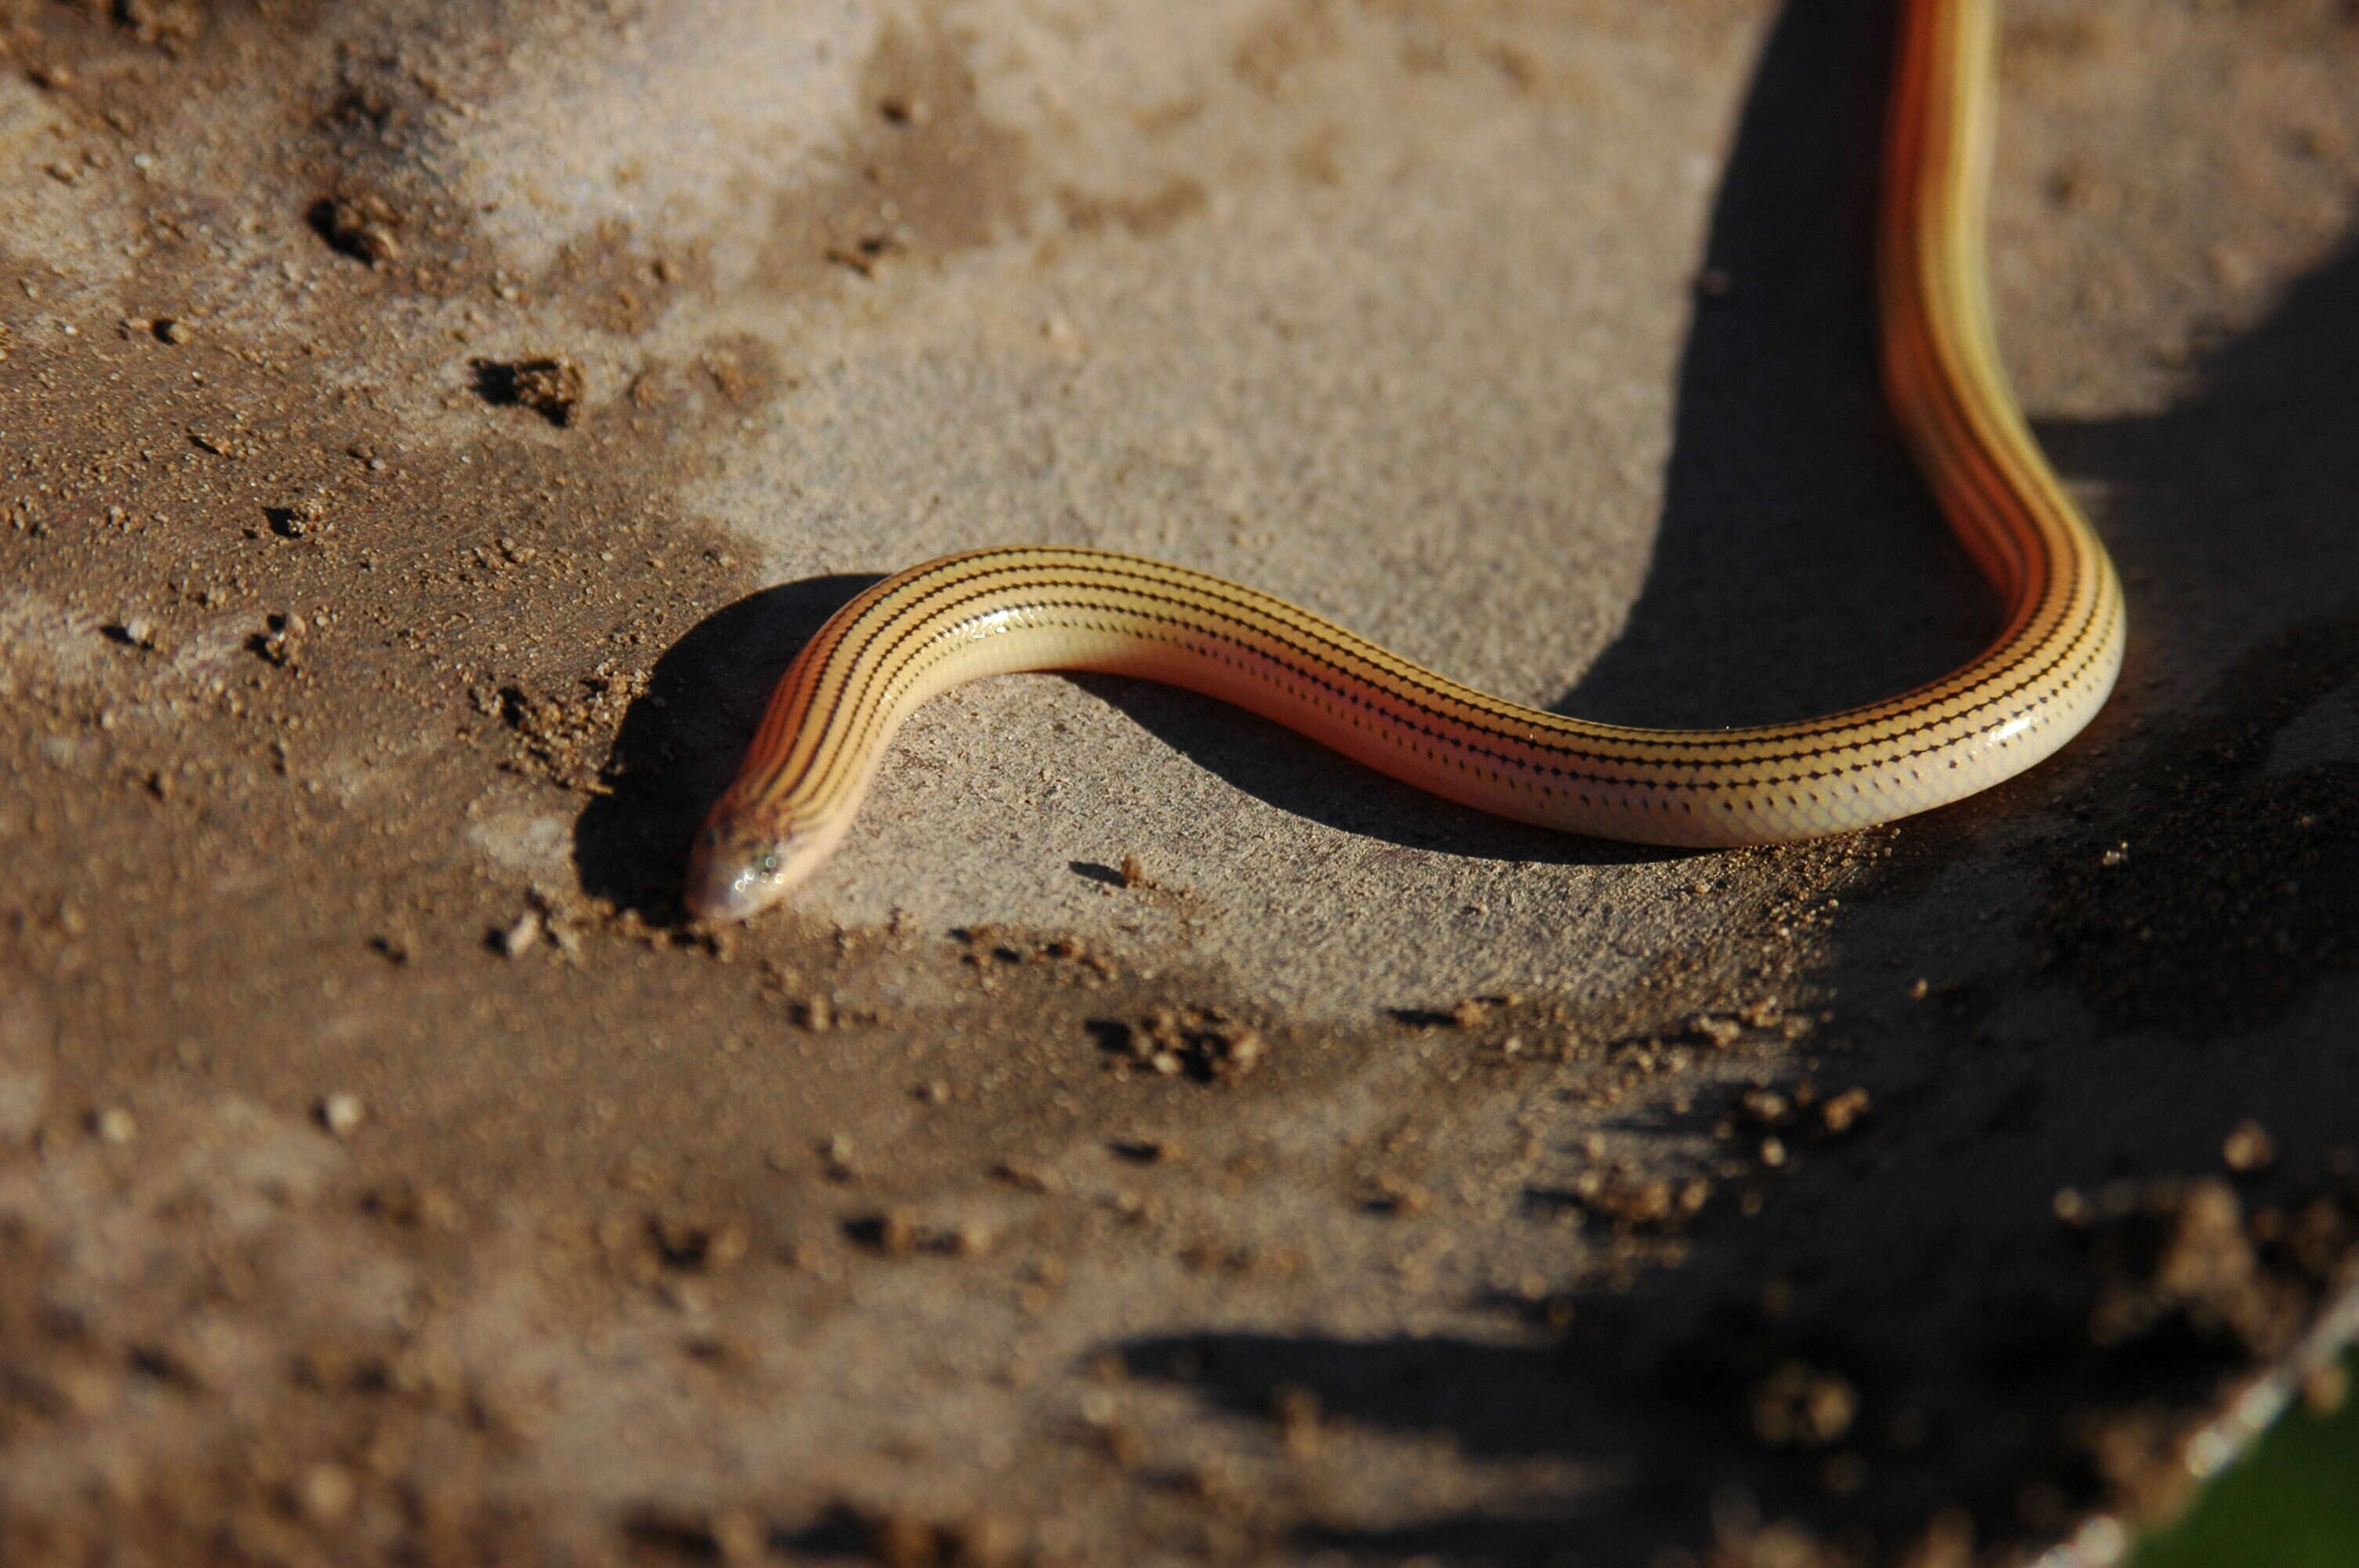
[2,0,2357,1563]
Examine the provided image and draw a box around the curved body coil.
[685,0,2125,922]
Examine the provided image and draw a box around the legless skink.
[685,0,2124,924]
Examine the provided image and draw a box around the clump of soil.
[308,190,405,264]
[471,356,587,426]
[1092,1006,1268,1083]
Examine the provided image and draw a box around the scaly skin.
[685,0,2123,924]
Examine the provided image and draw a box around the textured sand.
[2,1,2356,1563]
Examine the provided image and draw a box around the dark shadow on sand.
[572,574,880,916]
[1085,0,1987,822]
[584,1,1972,887]
[579,17,2359,1557]
[1096,172,2359,1568]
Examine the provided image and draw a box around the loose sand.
[2,1,2355,1563]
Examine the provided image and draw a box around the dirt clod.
[472,356,587,426]
[1094,1007,1267,1083]
[310,191,405,263]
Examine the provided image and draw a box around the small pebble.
[1691,1014,1742,1048]
[2222,1119,2276,1174]
[318,1092,365,1138]
[94,1106,136,1145]
[1819,1087,1872,1135]
[497,911,542,957]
